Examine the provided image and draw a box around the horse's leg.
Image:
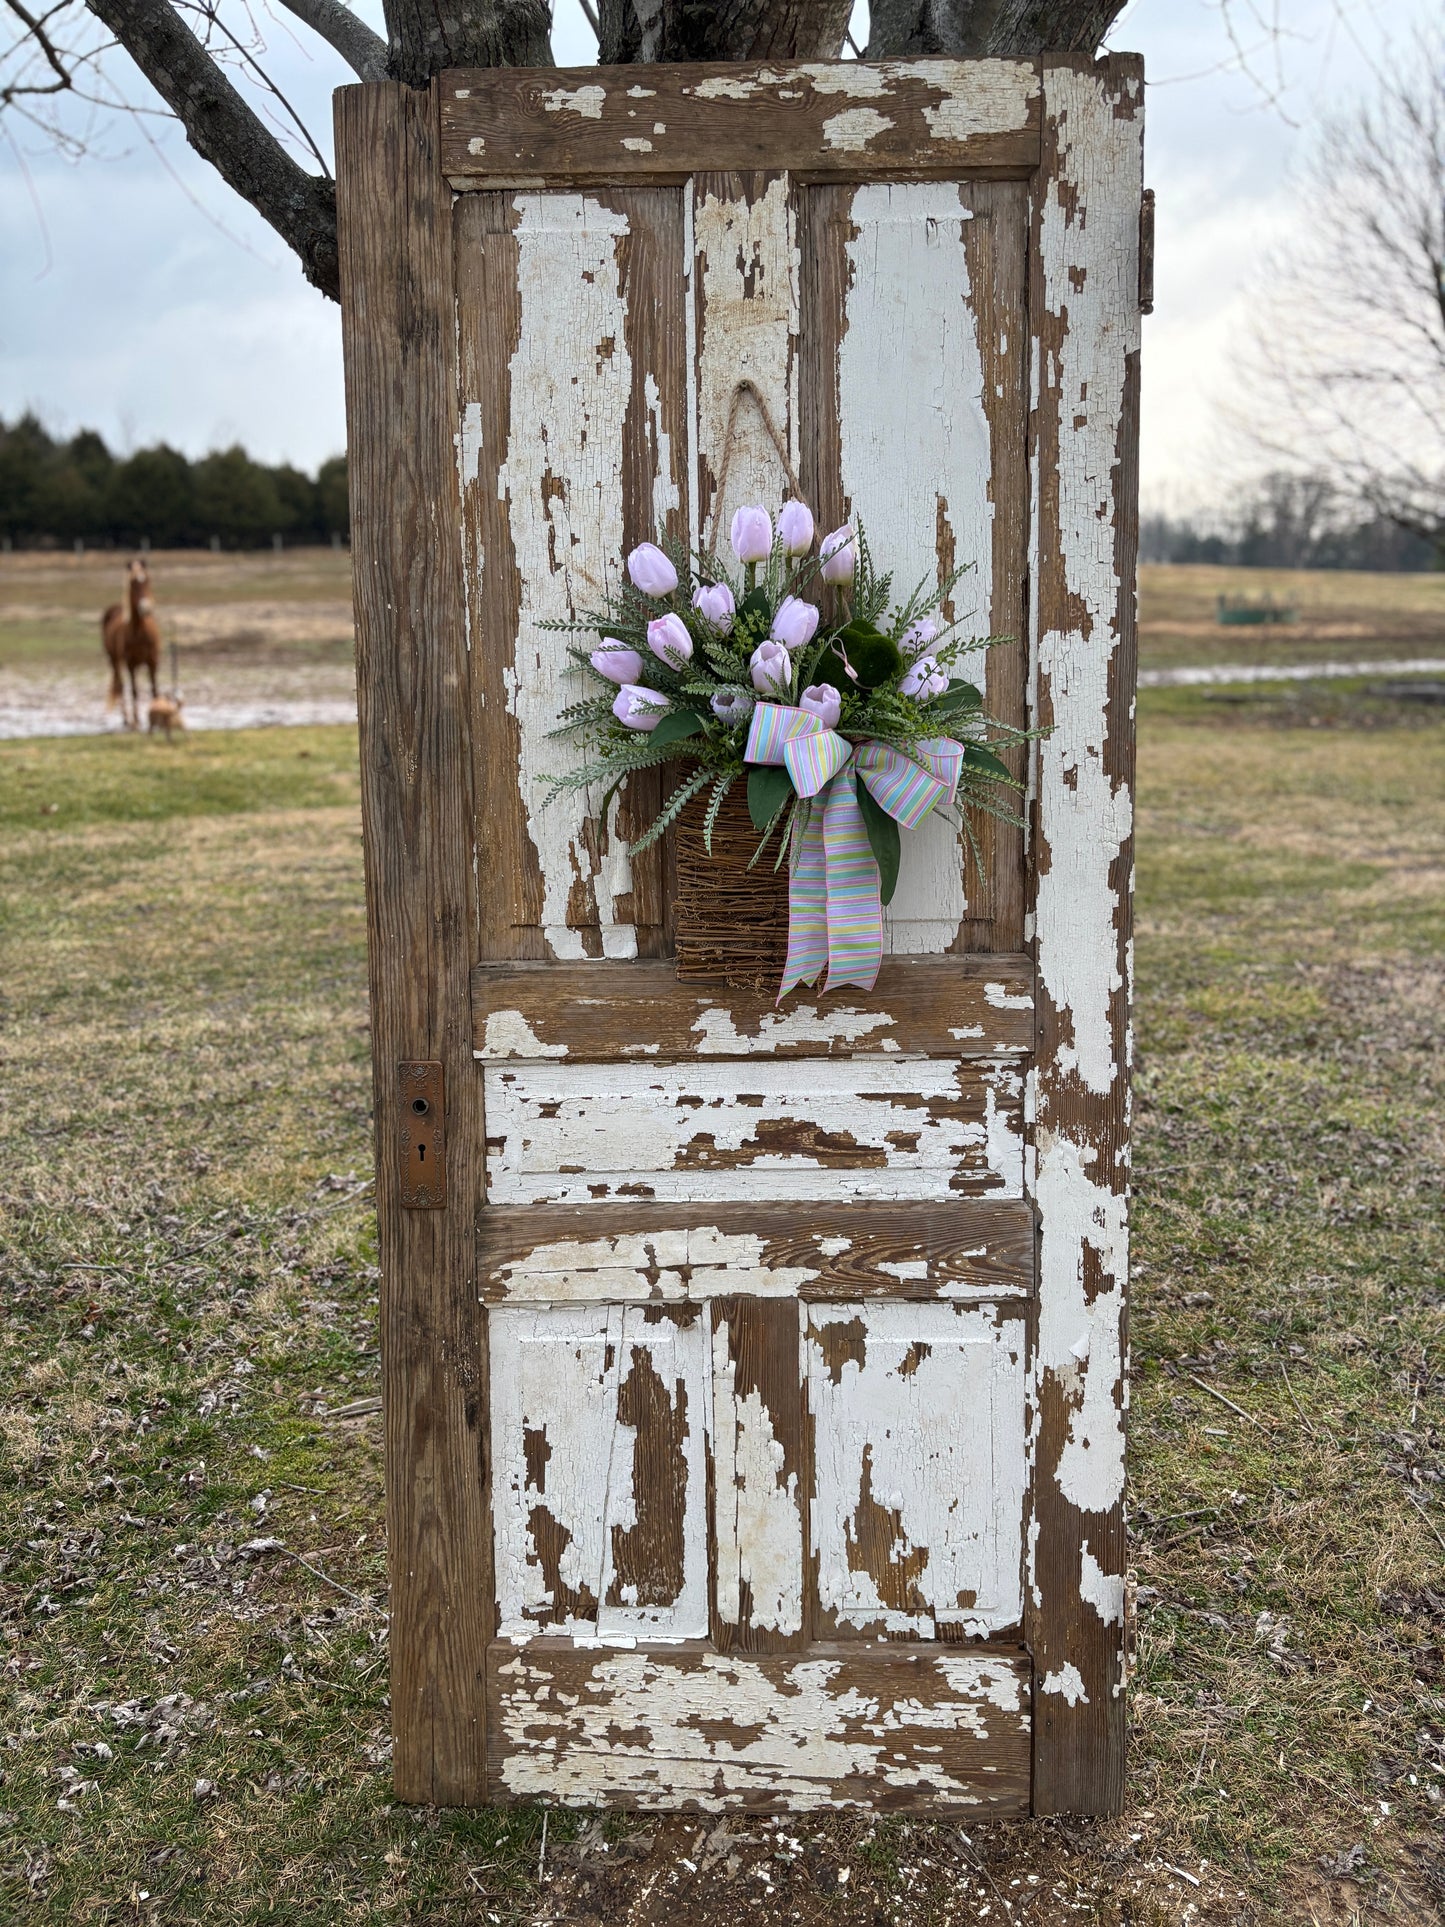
[127,663,140,730]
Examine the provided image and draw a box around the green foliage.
[855,779,901,905]
[0,412,349,549]
[747,763,793,832]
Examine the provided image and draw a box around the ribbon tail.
[820,768,884,994]
[778,804,828,1000]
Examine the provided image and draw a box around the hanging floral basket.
[674,780,790,989]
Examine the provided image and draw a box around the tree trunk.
[867,0,1126,57]
[598,0,853,65]
[383,0,552,92]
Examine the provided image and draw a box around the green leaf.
[964,742,1013,782]
[930,679,983,715]
[649,708,706,750]
[748,764,794,831]
[856,782,901,906]
[739,587,772,626]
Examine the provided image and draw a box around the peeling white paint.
[467,135,485,156]
[985,981,1032,1012]
[921,63,1037,145]
[621,137,653,152]
[809,1304,1026,1638]
[693,175,798,551]
[493,1647,1027,1805]
[456,400,485,489]
[481,1008,568,1060]
[542,83,606,119]
[691,69,791,102]
[483,1059,1024,1205]
[823,107,893,151]
[497,194,639,961]
[688,1003,897,1056]
[1041,1663,1089,1706]
[837,182,988,959]
[492,1228,818,1302]
[1033,1132,1127,1513]
[1079,1542,1125,1627]
[712,1315,803,1634]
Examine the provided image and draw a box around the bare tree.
[1,0,1128,302]
[1245,26,1445,547]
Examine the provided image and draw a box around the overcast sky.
[0,0,1431,510]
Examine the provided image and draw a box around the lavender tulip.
[820,524,856,584]
[749,639,792,695]
[710,689,754,725]
[691,582,736,633]
[925,670,949,699]
[612,684,668,732]
[590,641,643,685]
[799,682,842,729]
[647,612,693,667]
[777,500,815,555]
[730,505,773,565]
[900,616,939,661]
[770,595,820,652]
[626,542,678,597]
[899,654,939,699]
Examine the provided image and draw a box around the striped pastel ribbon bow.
[743,702,965,1000]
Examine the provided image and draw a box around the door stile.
[334,80,493,1804]
[1024,54,1143,1818]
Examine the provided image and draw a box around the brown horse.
[102,558,161,728]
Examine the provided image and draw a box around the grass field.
[1,671,1443,1921]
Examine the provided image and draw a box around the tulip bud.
[691,582,736,633]
[749,639,792,695]
[647,612,693,667]
[819,525,856,585]
[626,542,678,597]
[730,506,773,565]
[612,684,668,731]
[799,682,842,729]
[770,595,820,652]
[590,642,643,686]
[900,616,939,662]
[777,500,815,556]
[710,689,754,725]
[899,654,938,699]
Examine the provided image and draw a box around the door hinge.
[1139,188,1156,316]
[398,1061,446,1208]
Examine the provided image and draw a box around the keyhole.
[417,1143,426,1163]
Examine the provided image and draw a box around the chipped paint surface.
[496,194,639,962]
[1041,1663,1089,1706]
[693,175,798,550]
[1080,1541,1125,1627]
[491,1304,709,1640]
[490,1228,819,1302]
[542,83,605,119]
[482,1009,568,1060]
[491,1646,1029,1806]
[687,1002,898,1056]
[823,107,893,151]
[808,1304,1026,1637]
[483,1059,1024,1205]
[837,182,990,958]
[712,1315,803,1635]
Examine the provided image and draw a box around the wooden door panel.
[491,1303,710,1640]
[477,1199,1036,1303]
[482,1058,1024,1204]
[486,1641,1031,1811]
[808,1302,1027,1640]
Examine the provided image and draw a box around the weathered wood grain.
[807,1302,1027,1641]
[1025,54,1143,1818]
[441,59,1042,186]
[711,1298,807,1651]
[487,1641,1032,1810]
[335,81,489,1805]
[482,1058,1025,1205]
[477,1200,1035,1302]
[455,184,687,961]
[490,1302,710,1640]
[692,170,799,554]
[471,955,1035,1060]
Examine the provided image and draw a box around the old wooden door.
[336,53,1142,1817]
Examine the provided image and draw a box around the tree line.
[0,414,348,550]
[1142,471,1441,574]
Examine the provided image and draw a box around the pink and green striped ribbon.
[743,703,965,999]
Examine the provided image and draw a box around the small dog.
[148,696,186,740]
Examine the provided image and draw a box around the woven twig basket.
[674,781,791,991]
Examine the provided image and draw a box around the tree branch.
[272,0,387,81]
[867,0,1127,57]
[83,0,338,297]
